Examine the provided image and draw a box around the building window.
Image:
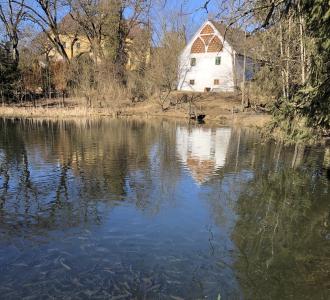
[189,79,195,85]
[214,79,219,85]
[215,57,221,65]
[190,58,196,66]
[63,42,66,49]
[76,42,81,49]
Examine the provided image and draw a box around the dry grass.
[0,92,271,128]
[0,105,118,119]
[123,91,271,128]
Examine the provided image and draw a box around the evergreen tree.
[0,45,20,102]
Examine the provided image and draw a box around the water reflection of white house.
[176,127,232,184]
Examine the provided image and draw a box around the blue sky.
[0,0,223,44]
[151,0,222,42]
[152,0,258,42]
[163,0,219,21]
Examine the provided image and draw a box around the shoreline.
[0,105,271,128]
[1,104,328,146]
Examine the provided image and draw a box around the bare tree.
[67,0,109,61]
[16,0,70,62]
[146,26,185,110]
[0,0,26,64]
[68,0,152,80]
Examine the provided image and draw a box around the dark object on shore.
[188,100,205,122]
[197,114,206,121]
[190,113,206,121]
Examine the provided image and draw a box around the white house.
[177,20,256,93]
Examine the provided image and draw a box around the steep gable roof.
[210,20,257,58]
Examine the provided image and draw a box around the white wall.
[178,51,235,92]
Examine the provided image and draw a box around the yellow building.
[45,15,150,70]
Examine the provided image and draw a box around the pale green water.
[0,118,329,299]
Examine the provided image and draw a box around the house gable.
[189,22,225,54]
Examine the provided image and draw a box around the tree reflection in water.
[195,128,329,299]
[0,118,181,232]
[229,135,330,299]
[0,118,328,299]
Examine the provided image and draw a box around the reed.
[0,105,118,119]
[0,93,271,128]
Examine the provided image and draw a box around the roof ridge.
[206,20,257,57]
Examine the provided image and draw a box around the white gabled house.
[177,20,256,93]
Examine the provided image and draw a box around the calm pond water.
[0,118,329,300]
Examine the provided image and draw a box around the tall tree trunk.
[12,40,19,66]
[298,2,306,84]
[114,6,127,85]
[241,28,247,110]
[279,22,287,99]
[286,16,292,99]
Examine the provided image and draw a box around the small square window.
[215,57,221,65]
[214,79,219,85]
[76,42,81,49]
[189,79,195,85]
[190,58,196,66]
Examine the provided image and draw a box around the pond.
[0,118,329,299]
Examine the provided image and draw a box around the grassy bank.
[0,93,271,127]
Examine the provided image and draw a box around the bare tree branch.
[0,0,26,64]
[13,0,70,62]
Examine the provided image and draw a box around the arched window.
[191,37,205,53]
[207,36,223,52]
[200,24,214,34]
